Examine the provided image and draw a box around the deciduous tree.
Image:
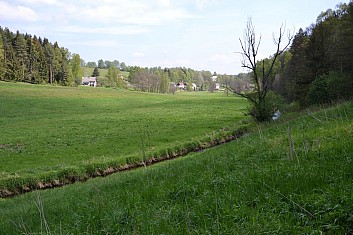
[106,65,118,87]
[98,59,105,69]
[86,61,97,68]
[237,18,292,122]
[70,53,83,86]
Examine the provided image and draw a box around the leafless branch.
[236,18,293,121]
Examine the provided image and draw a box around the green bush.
[325,72,353,100]
[308,71,353,105]
[307,75,329,105]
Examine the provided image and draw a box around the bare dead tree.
[236,18,293,121]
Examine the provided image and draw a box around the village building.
[176,81,188,90]
[215,83,220,90]
[192,83,197,91]
[82,77,97,87]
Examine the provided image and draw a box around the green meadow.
[0,87,352,233]
[1,82,352,233]
[0,81,248,195]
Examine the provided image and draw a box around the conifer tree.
[61,48,73,85]
[53,42,63,83]
[14,31,28,81]
[0,31,5,79]
[92,67,99,77]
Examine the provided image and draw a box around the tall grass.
[0,100,352,233]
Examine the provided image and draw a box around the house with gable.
[82,77,97,87]
[176,81,187,90]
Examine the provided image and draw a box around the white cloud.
[2,0,196,36]
[18,0,62,6]
[132,52,145,57]
[124,8,195,25]
[0,1,38,21]
[65,40,121,47]
[194,0,218,10]
[75,2,195,26]
[210,53,237,65]
[55,25,149,35]
[156,0,171,7]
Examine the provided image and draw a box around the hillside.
[81,66,130,80]
[0,98,352,233]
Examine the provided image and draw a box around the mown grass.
[0,99,352,233]
[0,81,248,195]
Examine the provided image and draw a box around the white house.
[215,83,220,90]
[82,77,97,87]
[176,81,187,90]
[192,83,197,91]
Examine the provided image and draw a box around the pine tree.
[92,67,99,77]
[61,47,73,86]
[53,42,63,83]
[282,29,312,104]
[0,30,5,80]
[26,36,34,82]
[43,38,54,84]
[36,40,48,84]
[14,31,28,82]
[1,28,15,81]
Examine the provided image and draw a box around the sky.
[0,0,348,75]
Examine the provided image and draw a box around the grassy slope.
[0,82,247,187]
[81,66,129,79]
[0,100,352,233]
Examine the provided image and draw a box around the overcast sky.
[0,0,348,74]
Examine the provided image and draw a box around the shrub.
[325,72,353,100]
[307,71,353,105]
[307,75,329,105]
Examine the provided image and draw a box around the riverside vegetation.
[0,81,352,233]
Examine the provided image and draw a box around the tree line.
[0,27,84,86]
[126,66,251,94]
[128,66,214,93]
[85,59,127,71]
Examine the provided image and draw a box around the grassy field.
[0,97,352,233]
[81,66,129,79]
[0,81,248,195]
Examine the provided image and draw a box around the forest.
[0,27,83,86]
[271,2,353,106]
